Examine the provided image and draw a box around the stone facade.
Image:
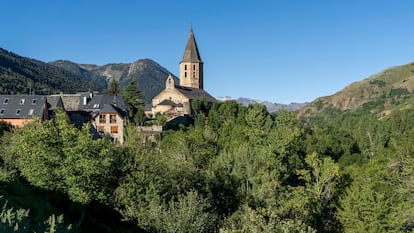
[93,110,125,144]
[147,28,215,118]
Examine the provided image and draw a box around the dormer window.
[0,109,5,115]
[3,98,9,104]
[16,109,21,115]
[19,99,25,105]
[93,104,100,108]
[28,109,34,116]
[32,99,37,105]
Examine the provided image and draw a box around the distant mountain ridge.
[216,96,307,113]
[299,62,414,118]
[49,59,178,103]
[0,48,104,95]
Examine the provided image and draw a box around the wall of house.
[94,113,124,144]
[0,118,33,127]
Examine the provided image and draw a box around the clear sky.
[2,0,414,104]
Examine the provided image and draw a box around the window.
[19,99,25,105]
[110,126,118,134]
[184,64,187,70]
[99,114,106,123]
[16,109,21,115]
[3,99,9,104]
[28,109,34,116]
[193,64,196,69]
[193,72,195,78]
[32,99,37,105]
[97,125,105,134]
[184,72,187,78]
[110,114,117,123]
[0,109,4,115]
[93,104,100,108]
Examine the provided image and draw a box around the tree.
[108,79,118,96]
[2,110,118,229]
[122,80,145,124]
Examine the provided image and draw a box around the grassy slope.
[299,62,414,118]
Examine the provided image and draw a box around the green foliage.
[0,121,12,138]
[1,96,414,232]
[122,80,146,124]
[369,79,386,87]
[3,110,117,205]
[221,205,316,233]
[108,79,118,96]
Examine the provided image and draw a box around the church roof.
[181,28,203,63]
[175,86,216,102]
[158,99,184,107]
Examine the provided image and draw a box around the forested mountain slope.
[300,62,414,117]
[50,59,178,103]
[0,48,104,94]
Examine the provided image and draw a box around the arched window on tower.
[185,72,187,78]
[185,65,187,70]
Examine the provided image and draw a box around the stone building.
[148,28,216,118]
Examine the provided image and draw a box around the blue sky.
[2,0,414,104]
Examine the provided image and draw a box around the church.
[147,28,216,119]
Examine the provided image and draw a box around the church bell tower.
[179,28,204,89]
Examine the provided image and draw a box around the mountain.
[299,62,414,118]
[0,48,104,95]
[50,59,178,103]
[216,96,307,113]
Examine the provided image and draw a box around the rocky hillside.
[299,62,414,118]
[50,59,178,103]
[0,48,104,95]
[234,97,307,113]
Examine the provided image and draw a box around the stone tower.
[179,28,204,89]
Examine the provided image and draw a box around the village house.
[83,95,128,144]
[0,93,129,144]
[0,95,64,127]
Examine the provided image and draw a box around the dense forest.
[0,99,413,232]
[0,48,104,95]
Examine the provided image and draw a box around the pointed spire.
[181,28,203,63]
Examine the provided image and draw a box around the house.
[147,28,216,118]
[49,92,94,128]
[84,95,129,144]
[0,95,63,127]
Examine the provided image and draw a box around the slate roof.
[0,95,46,119]
[46,96,65,111]
[50,92,92,111]
[175,86,216,102]
[181,28,203,63]
[84,95,128,112]
[97,104,128,117]
[158,99,184,107]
